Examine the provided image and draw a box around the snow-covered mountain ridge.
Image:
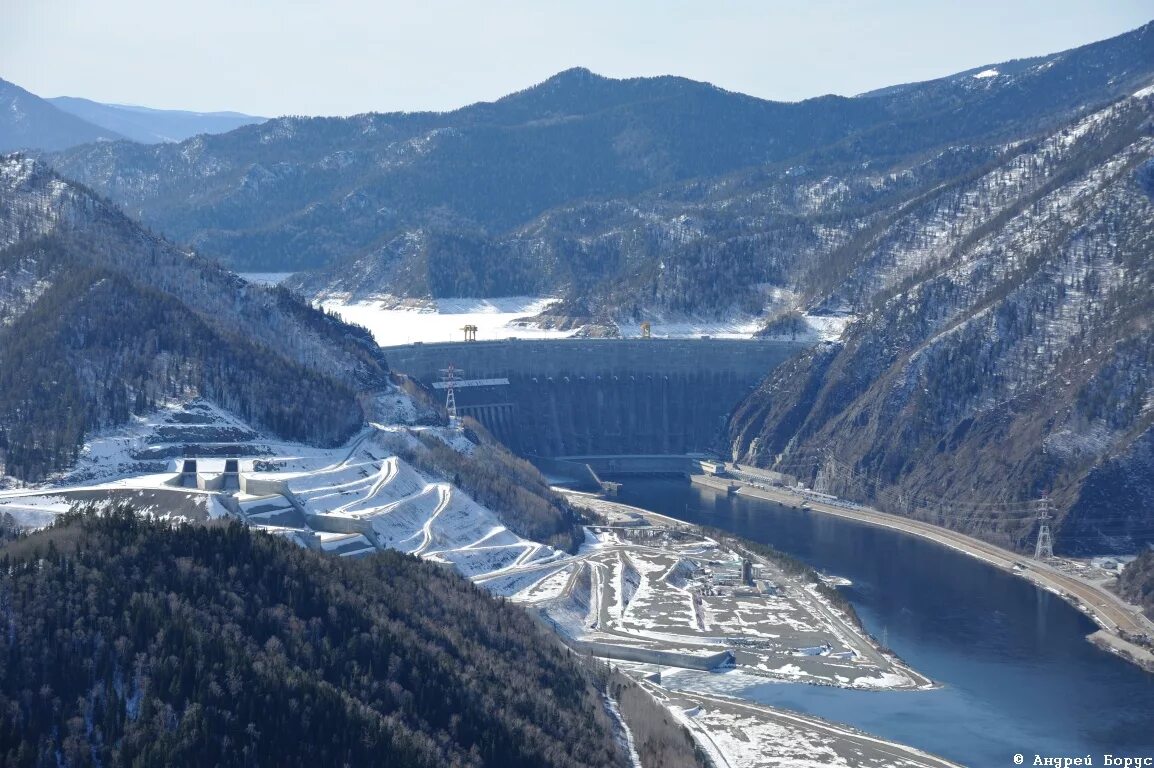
[43,22,1154,321]
[0,155,388,482]
[729,86,1154,554]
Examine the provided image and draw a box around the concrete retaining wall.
[690,474,739,494]
[384,338,803,380]
[567,639,734,670]
[239,476,289,497]
[195,474,224,491]
[306,513,375,537]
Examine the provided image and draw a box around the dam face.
[383,338,805,457]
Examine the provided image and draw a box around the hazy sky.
[2,1,1151,117]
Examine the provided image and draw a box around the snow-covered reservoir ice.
[320,295,851,344]
[322,296,578,345]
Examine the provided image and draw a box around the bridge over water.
[383,338,806,457]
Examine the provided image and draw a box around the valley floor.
[548,493,957,768]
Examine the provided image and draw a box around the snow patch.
[239,272,294,286]
[321,296,577,345]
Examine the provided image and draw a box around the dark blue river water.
[614,476,1154,767]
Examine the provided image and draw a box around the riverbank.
[708,471,1154,673]
[557,490,958,768]
[558,490,934,688]
[645,676,962,768]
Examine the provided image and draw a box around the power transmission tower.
[1034,493,1054,560]
[439,364,462,429]
[813,466,829,495]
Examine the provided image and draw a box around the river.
[612,476,1154,766]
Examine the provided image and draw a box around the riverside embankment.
[701,466,1154,672]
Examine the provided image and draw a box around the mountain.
[291,23,1154,309]
[0,506,628,767]
[0,78,125,152]
[727,87,1154,555]
[0,154,388,481]
[48,96,266,143]
[44,69,887,273]
[31,22,1154,554]
[0,77,263,152]
[43,22,1154,296]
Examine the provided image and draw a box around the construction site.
[484,492,935,691]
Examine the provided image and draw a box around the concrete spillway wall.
[384,339,805,457]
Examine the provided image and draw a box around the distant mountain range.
[48,96,264,143]
[43,21,1154,293]
[0,78,123,151]
[0,77,264,152]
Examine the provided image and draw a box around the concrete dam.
[383,338,805,457]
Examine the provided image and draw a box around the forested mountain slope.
[1119,551,1154,618]
[44,69,885,274]
[45,21,1154,294]
[0,506,628,767]
[728,88,1154,555]
[0,155,388,481]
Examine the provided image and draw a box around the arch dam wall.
[383,338,805,457]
